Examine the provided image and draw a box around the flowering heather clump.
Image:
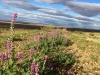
[30,61,40,75]
[7,40,12,57]
[30,61,36,74]
[0,54,8,62]
[35,65,39,75]
[10,12,18,40]
[17,53,25,62]
[12,13,17,22]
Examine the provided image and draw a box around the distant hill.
[0,20,100,32]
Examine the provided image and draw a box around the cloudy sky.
[1,0,100,30]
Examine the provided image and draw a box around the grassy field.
[68,31,100,75]
[0,25,100,75]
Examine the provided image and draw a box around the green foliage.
[0,29,76,75]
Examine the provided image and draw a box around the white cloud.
[36,0,74,4]
[65,1,100,17]
[36,0,100,17]
[38,8,74,18]
[2,0,41,10]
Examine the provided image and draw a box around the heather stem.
[10,21,14,40]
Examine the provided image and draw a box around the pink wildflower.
[35,65,39,74]
[12,12,17,22]
[17,53,25,61]
[0,54,8,62]
[30,48,34,56]
[7,40,11,54]
[30,61,36,74]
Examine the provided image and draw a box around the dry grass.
[68,31,100,75]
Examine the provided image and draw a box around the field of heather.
[0,24,100,75]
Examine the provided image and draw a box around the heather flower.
[17,53,25,61]
[30,48,34,56]
[12,12,17,22]
[35,65,39,75]
[44,55,48,65]
[30,61,36,74]
[7,40,11,55]
[7,40,11,50]
[0,54,8,62]
[10,12,18,40]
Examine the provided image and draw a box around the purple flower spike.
[0,54,8,62]
[35,65,39,74]
[30,48,34,56]
[7,40,11,49]
[7,40,11,54]
[12,12,17,21]
[30,61,36,74]
[17,53,25,61]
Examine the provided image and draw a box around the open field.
[0,21,100,75]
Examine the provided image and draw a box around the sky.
[1,0,100,30]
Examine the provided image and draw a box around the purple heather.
[12,12,17,22]
[7,40,11,55]
[0,54,8,62]
[30,61,36,74]
[17,53,25,61]
[30,48,34,56]
[35,65,39,74]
